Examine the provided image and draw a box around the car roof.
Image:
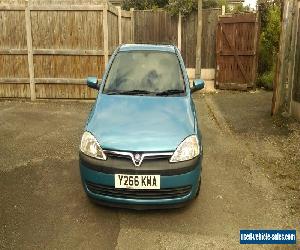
[119,44,176,53]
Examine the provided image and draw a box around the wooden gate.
[216,13,259,90]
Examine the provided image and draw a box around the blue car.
[79,44,204,209]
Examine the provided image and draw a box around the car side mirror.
[191,79,205,92]
[87,76,99,90]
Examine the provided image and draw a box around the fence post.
[251,13,259,90]
[130,8,135,43]
[25,0,35,101]
[177,12,182,51]
[195,0,202,78]
[272,0,295,115]
[103,3,109,66]
[222,5,225,15]
[117,6,122,45]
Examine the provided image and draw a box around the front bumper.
[79,153,202,209]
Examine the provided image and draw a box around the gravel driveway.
[0,90,299,249]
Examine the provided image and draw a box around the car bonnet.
[86,94,195,152]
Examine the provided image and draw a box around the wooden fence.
[133,10,178,45]
[182,9,220,68]
[133,9,220,68]
[0,1,220,99]
[0,0,132,99]
[216,13,259,90]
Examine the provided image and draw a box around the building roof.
[119,44,176,53]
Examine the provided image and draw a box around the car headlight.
[170,135,200,163]
[80,131,107,160]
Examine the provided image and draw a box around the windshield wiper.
[105,89,184,96]
[106,89,154,96]
[155,89,184,96]
[105,91,121,95]
[120,90,155,95]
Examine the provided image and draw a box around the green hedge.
[257,70,274,90]
[257,3,281,90]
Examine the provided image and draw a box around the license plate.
[115,174,160,189]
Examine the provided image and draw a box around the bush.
[257,2,281,88]
[203,0,218,9]
[231,3,251,13]
[257,71,274,90]
[260,6,281,58]
[168,0,197,16]
[122,0,168,10]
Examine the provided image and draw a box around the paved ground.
[0,90,299,249]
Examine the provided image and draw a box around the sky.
[244,0,257,8]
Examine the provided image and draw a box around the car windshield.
[103,51,185,96]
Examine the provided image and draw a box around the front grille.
[104,151,172,163]
[86,181,192,199]
[106,152,171,161]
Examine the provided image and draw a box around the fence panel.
[108,4,119,53]
[31,8,104,99]
[133,10,178,45]
[0,1,133,99]
[181,11,197,68]
[121,10,132,44]
[202,9,220,68]
[216,13,258,90]
[0,8,30,97]
[182,9,220,68]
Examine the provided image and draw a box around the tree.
[203,0,218,9]
[257,1,282,89]
[202,0,229,9]
[260,6,281,57]
[122,0,169,10]
[168,0,230,15]
[122,0,233,15]
[231,3,251,13]
[167,0,197,16]
[258,0,282,30]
